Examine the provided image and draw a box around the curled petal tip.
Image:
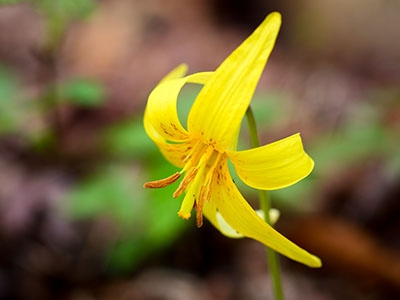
[309,256,322,268]
[270,11,282,20]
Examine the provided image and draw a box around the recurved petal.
[145,66,213,142]
[187,12,281,151]
[210,159,321,268]
[159,63,188,84]
[144,106,195,167]
[227,133,314,190]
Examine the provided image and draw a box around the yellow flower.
[143,12,321,268]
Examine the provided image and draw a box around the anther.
[173,167,198,198]
[196,186,206,228]
[143,172,181,188]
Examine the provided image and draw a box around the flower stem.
[245,106,284,300]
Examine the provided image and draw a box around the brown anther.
[196,186,207,228]
[196,215,203,228]
[173,167,198,198]
[143,172,181,189]
[205,186,212,203]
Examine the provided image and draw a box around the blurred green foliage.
[67,167,143,226]
[65,118,188,273]
[31,0,96,51]
[33,0,95,18]
[0,0,25,4]
[251,91,289,128]
[104,119,154,160]
[37,77,106,110]
[58,78,105,107]
[0,66,24,134]
[176,84,201,129]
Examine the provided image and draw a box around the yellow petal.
[145,67,213,142]
[158,140,196,168]
[159,63,188,84]
[210,158,321,267]
[203,200,280,238]
[187,12,281,151]
[144,66,213,166]
[227,133,314,190]
[143,103,195,167]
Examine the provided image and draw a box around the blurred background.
[0,0,399,299]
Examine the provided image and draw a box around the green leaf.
[0,0,26,5]
[65,167,144,227]
[65,158,187,273]
[0,66,22,134]
[310,122,388,172]
[103,119,155,159]
[33,0,95,19]
[59,78,105,107]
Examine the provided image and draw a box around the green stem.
[245,106,284,300]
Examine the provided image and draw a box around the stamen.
[196,152,223,227]
[173,167,198,198]
[196,185,206,228]
[181,141,206,173]
[143,172,181,188]
[175,145,214,198]
[198,145,215,166]
[204,184,212,203]
[182,139,201,163]
[204,152,223,191]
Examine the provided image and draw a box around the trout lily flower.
[144,12,321,267]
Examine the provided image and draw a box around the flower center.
[144,139,223,227]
